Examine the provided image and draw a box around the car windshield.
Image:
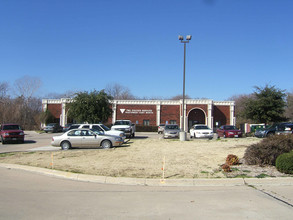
[166,125,178,129]
[195,126,209,129]
[114,121,130,125]
[224,126,236,130]
[47,123,56,127]
[3,125,21,130]
[100,124,110,131]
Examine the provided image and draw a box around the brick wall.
[186,104,207,114]
[213,105,230,126]
[160,105,180,125]
[116,104,157,126]
[45,100,234,128]
[47,104,62,119]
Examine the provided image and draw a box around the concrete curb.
[1,163,293,187]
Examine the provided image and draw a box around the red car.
[0,124,25,144]
[216,125,242,138]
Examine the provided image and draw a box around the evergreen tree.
[68,90,112,123]
[243,85,286,124]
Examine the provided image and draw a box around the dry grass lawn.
[0,137,262,179]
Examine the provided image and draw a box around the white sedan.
[51,129,123,150]
[190,124,213,139]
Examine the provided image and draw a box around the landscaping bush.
[276,151,293,174]
[135,125,158,132]
[226,154,239,166]
[244,135,293,166]
[221,164,231,172]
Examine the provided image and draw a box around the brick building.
[42,98,235,131]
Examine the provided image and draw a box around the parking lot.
[0,131,169,153]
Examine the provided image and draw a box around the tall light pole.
[178,35,192,141]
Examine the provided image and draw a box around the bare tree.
[229,94,254,127]
[14,75,42,99]
[170,94,191,100]
[44,90,78,99]
[105,83,136,100]
[0,82,9,98]
[12,76,42,129]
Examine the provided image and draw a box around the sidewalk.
[1,163,293,187]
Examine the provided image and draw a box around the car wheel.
[61,141,71,150]
[1,136,5,145]
[101,140,112,149]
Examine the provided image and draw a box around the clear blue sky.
[1,0,293,100]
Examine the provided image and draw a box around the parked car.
[63,123,73,132]
[67,124,81,130]
[255,122,292,138]
[190,124,213,139]
[0,124,25,144]
[44,123,63,133]
[216,125,242,138]
[163,124,180,139]
[276,124,293,135]
[78,124,126,140]
[158,124,165,134]
[111,120,136,138]
[51,128,123,150]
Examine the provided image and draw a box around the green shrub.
[276,151,293,174]
[244,135,293,166]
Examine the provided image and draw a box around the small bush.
[276,151,293,174]
[244,135,293,166]
[221,164,231,172]
[226,154,239,166]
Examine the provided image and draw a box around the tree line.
[1,77,293,129]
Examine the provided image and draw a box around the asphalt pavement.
[1,131,293,218]
[0,166,293,220]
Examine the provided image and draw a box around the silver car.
[51,129,123,150]
[163,124,180,139]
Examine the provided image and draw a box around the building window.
[143,120,150,126]
[170,120,176,125]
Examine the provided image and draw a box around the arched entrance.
[188,108,206,131]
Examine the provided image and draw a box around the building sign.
[120,109,153,114]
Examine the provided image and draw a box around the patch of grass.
[231,167,240,171]
[24,152,36,155]
[242,170,251,173]
[230,174,251,178]
[200,171,209,174]
[255,173,272,178]
[0,153,15,157]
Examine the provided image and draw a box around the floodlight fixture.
[178,35,184,40]
[186,35,192,40]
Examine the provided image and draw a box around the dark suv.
[0,124,25,144]
[255,122,292,138]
